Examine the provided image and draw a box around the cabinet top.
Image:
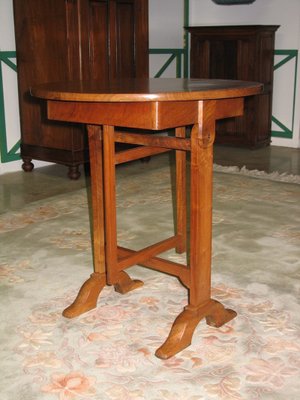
[186,25,280,33]
[31,78,263,102]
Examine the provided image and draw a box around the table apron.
[47,98,244,130]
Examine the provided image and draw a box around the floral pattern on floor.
[1,156,300,399]
[13,276,300,400]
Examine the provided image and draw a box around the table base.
[61,103,240,359]
[62,271,236,359]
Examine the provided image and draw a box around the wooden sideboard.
[187,25,279,148]
[13,0,149,178]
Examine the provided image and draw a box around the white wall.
[149,0,184,77]
[0,0,15,50]
[149,0,184,48]
[0,0,21,174]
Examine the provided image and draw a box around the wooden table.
[31,78,262,359]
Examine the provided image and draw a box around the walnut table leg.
[103,125,144,290]
[156,102,237,359]
[63,125,107,318]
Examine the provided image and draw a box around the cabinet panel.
[209,40,238,79]
[116,0,135,78]
[65,0,82,80]
[13,0,83,161]
[87,0,110,81]
[13,0,149,178]
[187,25,279,148]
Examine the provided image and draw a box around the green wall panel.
[0,51,20,163]
[271,50,298,139]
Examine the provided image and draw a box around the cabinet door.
[79,0,110,81]
[82,0,148,80]
[114,0,149,78]
[13,0,84,152]
[115,0,136,78]
[188,26,278,148]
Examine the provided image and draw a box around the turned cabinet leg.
[68,165,81,180]
[22,157,34,172]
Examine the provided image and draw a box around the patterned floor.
[1,156,299,399]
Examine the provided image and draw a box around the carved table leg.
[156,102,237,359]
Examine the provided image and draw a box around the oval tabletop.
[30,78,263,102]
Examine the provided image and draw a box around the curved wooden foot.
[63,272,106,318]
[205,299,237,328]
[155,299,237,359]
[155,307,203,359]
[114,271,144,294]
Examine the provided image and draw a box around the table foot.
[155,299,236,359]
[155,307,203,359]
[114,271,144,294]
[62,272,106,318]
[205,299,237,328]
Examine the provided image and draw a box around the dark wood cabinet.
[13,0,149,178]
[187,25,279,148]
